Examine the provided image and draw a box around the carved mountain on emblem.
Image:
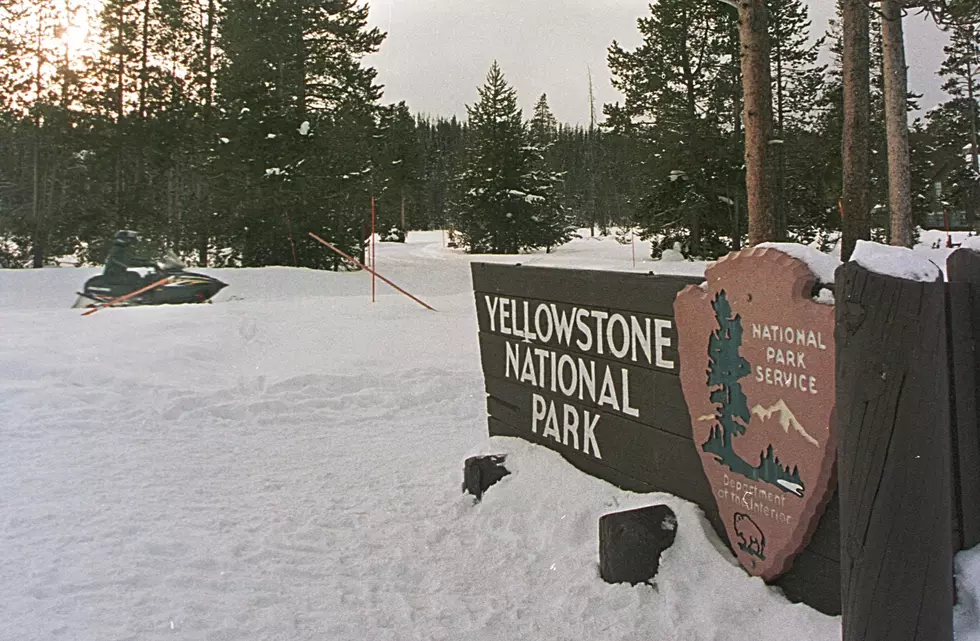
[751,400,819,447]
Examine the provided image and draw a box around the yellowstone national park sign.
[471,263,708,500]
[674,247,836,580]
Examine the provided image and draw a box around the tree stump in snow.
[599,504,677,585]
[462,454,510,502]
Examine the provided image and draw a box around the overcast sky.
[364,0,951,125]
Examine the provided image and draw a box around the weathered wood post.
[947,248,980,550]
[835,257,953,641]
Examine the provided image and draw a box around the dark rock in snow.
[599,504,677,585]
[462,455,510,502]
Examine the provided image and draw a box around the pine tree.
[455,62,570,254]
[374,101,423,237]
[525,94,575,251]
[606,0,742,257]
[767,0,825,240]
[214,0,384,268]
[528,94,558,149]
[417,115,467,231]
[935,22,980,224]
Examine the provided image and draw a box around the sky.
[364,0,951,125]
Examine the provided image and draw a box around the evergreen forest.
[0,0,977,268]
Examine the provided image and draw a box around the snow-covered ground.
[2,230,980,640]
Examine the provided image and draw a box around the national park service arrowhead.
[673,247,836,580]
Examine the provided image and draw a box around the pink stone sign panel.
[674,247,836,580]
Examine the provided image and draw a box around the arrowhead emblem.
[674,247,837,580]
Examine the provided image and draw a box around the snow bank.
[6,230,980,640]
[756,242,841,284]
[851,240,942,282]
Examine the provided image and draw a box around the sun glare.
[47,1,97,60]
[56,22,91,57]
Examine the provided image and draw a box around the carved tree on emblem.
[702,290,805,494]
[704,291,752,462]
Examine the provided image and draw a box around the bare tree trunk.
[139,0,150,119]
[400,192,406,230]
[679,43,703,254]
[882,0,913,247]
[115,2,126,225]
[967,30,979,230]
[773,9,787,241]
[205,0,214,112]
[739,0,776,246]
[841,0,872,260]
[732,35,743,250]
[116,3,125,122]
[198,0,216,266]
[31,13,44,268]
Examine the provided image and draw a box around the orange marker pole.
[81,276,173,316]
[309,232,436,312]
[371,196,376,303]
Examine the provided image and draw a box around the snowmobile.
[73,251,228,309]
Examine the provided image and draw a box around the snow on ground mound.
[852,240,942,282]
[4,230,980,639]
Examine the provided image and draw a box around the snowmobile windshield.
[156,251,185,271]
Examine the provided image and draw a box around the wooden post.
[946,248,980,549]
[835,262,953,641]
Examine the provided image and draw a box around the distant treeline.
[0,0,976,267]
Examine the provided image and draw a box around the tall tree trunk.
[680,41,703,254]
[732,35,744,250]
[882,0,913,247]
[773,14,787,241]
[841,0,872,260]
[31,13,44,268]
[739,0,776,246]
[198,0,216,266]
[139,0,150,119]
[116,3,125,122]
[967,30,979,230]
[115,2,126,224]
[205,0,214,112]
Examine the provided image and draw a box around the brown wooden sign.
[674,247,837,580]
[473,262,844,614]
[472,263,701,489]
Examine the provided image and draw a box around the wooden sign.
[472,263,704,498]
[674,247,836,580]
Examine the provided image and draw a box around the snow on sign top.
[755,243,840,285]
[851,240,942,282]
